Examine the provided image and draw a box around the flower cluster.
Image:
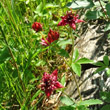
[32,22,42,32]
[32,9,84,98]
[58,10,84,30]
[40,29,59,46]
[40,69,63,98]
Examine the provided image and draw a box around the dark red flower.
[58,10,84,30]
[32,22,42,32]
[40,69,63,98]
[40,29,59,46]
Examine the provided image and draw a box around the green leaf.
[45,3,59,9]
[76,58,93,64]
[60,96,74,106]
[106,68,110,76]
[86,10,103,20]
[66,0,94,9]
[103,55,109,66]
[35,59,46,67]
[106,3,110,17]
[101,105,110,110]
[100,91,110,103]
[77,105,89,110]
[73,48,79,62]
[94,1,106,8]
[59,106,75,110]
[34,2,43,14]
[94,66,106,74]
[58,39,72,47]
[93,61,105,66]
[57,49,69,58]
[108,33,110,39]
[0,47,10,64]
[104,23,110,31]
[30,89,42,103]
[71,63,81,76]
[79,99,103,106]
[61,74,66,86]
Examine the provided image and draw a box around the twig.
[98,0,109,21]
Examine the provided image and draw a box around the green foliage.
[0,0,109,109]
[60,96,74,106]
[94,55,110,75]
[78,99,103,106]
[106,68,110,76]
[71,63,81,76]
[73,48,79,62]
[103,55,109,66]
[106,3,110,17]
[58,39,72,47]
[72,49,93,76]
[86,10,103,20]
[100,91,110,103]
[59,106,75,110]
[0,47,10,64]
[104,23,110,31]
[57,49,69,58]
[76,58,93,64]
[66,0,94,9]
[61,74,66,86]
[101,105,110,110]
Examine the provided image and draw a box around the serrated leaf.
[94,66,106,74]
[93,61,105,66]
[103,55,109,66]
[73,48,79,62]
[66,0,94,9]
[76,58,93,64]
[101,105,110,110]
[79,99,103,106]
[71,63,81,76]
[60,96,74,106]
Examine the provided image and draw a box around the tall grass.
[0,0,70,109]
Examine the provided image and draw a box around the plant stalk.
[98,0,109,20]
[70,28,82,101]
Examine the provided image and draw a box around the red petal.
[58,19,67,26]
[40,38,49,46]
[45,89,53,98]
[55,81,63,89]
[52,69,58,80]
[69,23,76,30]
[76,19,84,23]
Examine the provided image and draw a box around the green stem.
[70,28,82,101]
[98,0,109,21]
